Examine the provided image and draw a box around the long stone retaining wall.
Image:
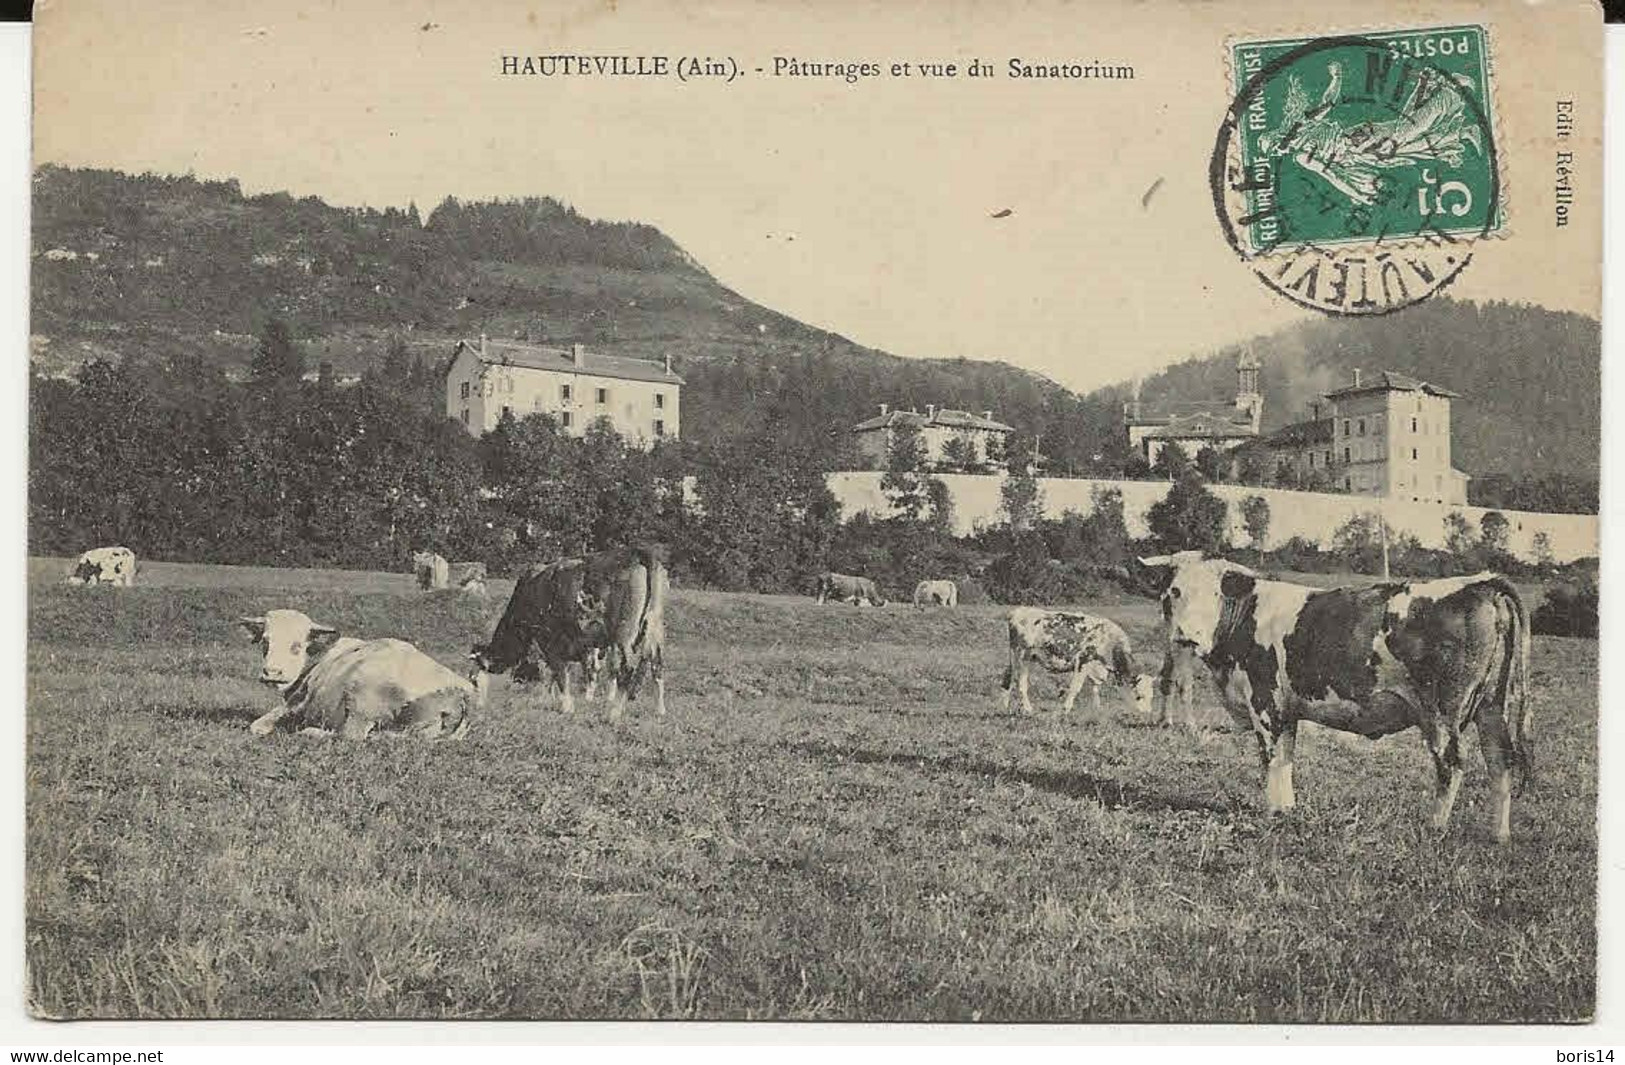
[825,471,1599,564]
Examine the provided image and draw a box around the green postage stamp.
[1212,25,1503,316]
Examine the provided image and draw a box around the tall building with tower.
[1123,352,1264,465]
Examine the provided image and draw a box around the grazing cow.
[815,572,886,607]
[413,551,450,591]
[239,609,475,739]
[471,546,667,716]
[912,579,959,608]
[66,546,137,587]
[447,561,488,596]
[1138,552,1532,842]
[1001,607,1156,716]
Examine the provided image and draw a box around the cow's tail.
[1499,580,1535,794]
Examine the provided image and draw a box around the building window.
[460,408,468,424]
[501,405,513,419]
[1325,450,1332,464]
[561,411,573,428]
[1411,417,1418,432]
[460,382,470,400]
[654,419,666,437]
[655,392,665,410]
[1342,419,1350,437]
[1308,452,1315,468]
[561,384,573,402]
[1357,418,1366,436]
[1411,448,1418,460]
[596,387,608,404]
[1343,447,1351,463]
[1344,476,1352,491]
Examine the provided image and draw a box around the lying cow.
[239,609,476,739]
[413,551,450,591]
[1001,607,1156,716]
[912,579,958,608]
[815,572,886,607]
[471,546,667,717]
[1139,552,1532,842]
[66,546,137,587]
[447,561,488,596]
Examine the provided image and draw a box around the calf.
[239,609,475,740]
[1001,607,1156,716]
[1139,552,1532,842]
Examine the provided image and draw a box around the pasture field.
[25,560,1596,1021]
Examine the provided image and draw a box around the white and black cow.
[239,609,476,739]
[471,546,668,717]
[1138,552,1532,842]
[1001,607,1156,716]
[66,546,137,587]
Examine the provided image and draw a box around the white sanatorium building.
[444,336,683,446]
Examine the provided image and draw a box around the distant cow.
[447,561,488,596]
[815,572,886,607]
[413,551,450,591]
[912,580,958,608]
[472,546,667,717]
[66,546,137,587]
[1139,552,1532,842]
[239,609,476,739]
[1001,607,1155,716]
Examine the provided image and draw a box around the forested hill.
[30,165,1120,469]
[1087,299,1601,483]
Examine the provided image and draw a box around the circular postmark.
[1211,29,1501,316]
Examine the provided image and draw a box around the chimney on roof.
[926,403,937,419]
[663,352,672,374]
[879,402,889,416]
[1310,400,1322,420]
[1353,368,1363,388]
[479,332,487,358]
[572,343,586,368]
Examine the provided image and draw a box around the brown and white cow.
[66,546,137,587]
[471,546,667,717]
[1138,552,1532,842]
[912,579,958,608]
[239,609,476,739]
[1001,607,1156,716]
[815,572,886,607]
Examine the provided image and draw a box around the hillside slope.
[1088,299,1600,481]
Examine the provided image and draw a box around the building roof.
[1135,410,1259,440]
[451,338,685,386]
[1261,418,1334,449]
[851,408,1015,433]
[1125,400,1257,429]
[1323,370,1458,400]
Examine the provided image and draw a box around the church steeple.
[1235,350,1262,430]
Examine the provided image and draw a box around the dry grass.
[25,562,1597,1020]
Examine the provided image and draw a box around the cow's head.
[1137,553,1260,656]
[67,559,100,585]
[239,609,341,690]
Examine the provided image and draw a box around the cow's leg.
[1424,721,1466,833]
[547,655,575,715]
[1477,710,1516,844]
[650,648,667,716]
[1263,720,1298,812]
[1016,656,1036,715]
[249,704,295,736]
[1060,667,1088,714]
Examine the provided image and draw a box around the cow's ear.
[307,624,341,652]
[238,616,267,641]
[1137,555,1173,568]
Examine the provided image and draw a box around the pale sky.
[32,0,1603,393]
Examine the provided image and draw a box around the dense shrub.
[1531,579,1599,637]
